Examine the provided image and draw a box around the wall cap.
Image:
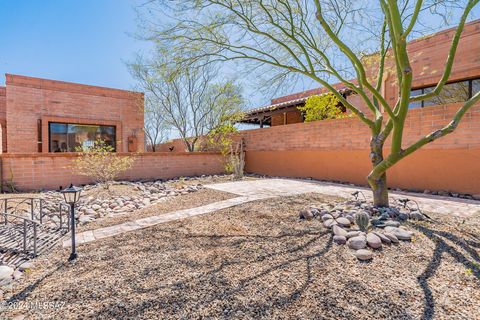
[5,74,144,101]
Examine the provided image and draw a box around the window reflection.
[409,78,479,109]
[49,122,116,152]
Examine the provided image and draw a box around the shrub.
[208,122,245,180]
[298,93,347,122]
[72,140,136,190]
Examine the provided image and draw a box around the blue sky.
[0,1,478,109]
[0,0,151,91]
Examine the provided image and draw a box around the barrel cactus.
[354,212,370,232]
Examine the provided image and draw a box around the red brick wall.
[0,87,6,153]
[5,74,145,154]
[0,152,225,191]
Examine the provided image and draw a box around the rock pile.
[299,198,421,261]
[39,180,203,226]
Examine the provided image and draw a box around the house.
[0,74,145,154]
[241,19,480,127]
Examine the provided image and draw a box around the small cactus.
[354,212,370,232]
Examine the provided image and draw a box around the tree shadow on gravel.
[5,262,66,304]
[413,223,480,320]
[91,230,334,318]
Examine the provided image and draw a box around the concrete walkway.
[207,178,480,217]
[65,178,480,247]
[63,194,270,247]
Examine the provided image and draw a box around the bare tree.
[144,97,170,151]
[129,53,243,152]
[139,0,480,207]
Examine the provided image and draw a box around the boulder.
[366,233,382,249]
[355,249,373,261]
[347,235,367,250]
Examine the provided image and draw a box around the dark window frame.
[409,77,480,109]
[48,122,117,153]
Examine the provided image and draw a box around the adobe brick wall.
[5,74,145,154]
[0,152,225,191]
[240,103,480,194]
[0,87,6,153]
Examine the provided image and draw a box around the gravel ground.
[2,193,479,320]
[78,188,235,232]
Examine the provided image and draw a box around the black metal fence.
[0,198,70,261]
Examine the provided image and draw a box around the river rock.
[373,232,391,245]
[18,262,33,272]
[321,214,334,221]
[324,219,337,228]
[393,229,413,241]
[333,235,347,245]
[384,232,399,243]
[410,211,425,220]
[384,220,400,227]
[299,209,314,220]
[346,231,362,238]
[0,266,14,286]
[336,217,351,227]
[366,233,382,249]
[332,225,348,237]
[355,249,373,261]
[347,235,367,250]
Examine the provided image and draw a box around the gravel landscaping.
[1,192,479,319]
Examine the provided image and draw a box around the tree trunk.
[368,137,389,207]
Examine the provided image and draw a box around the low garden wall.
[240,103,480,195]
[0,152,225,191]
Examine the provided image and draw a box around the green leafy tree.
[141,0,480,207]
[298,93,347,122]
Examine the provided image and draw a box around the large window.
[49,122,116,152]
[409,78,480,109]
